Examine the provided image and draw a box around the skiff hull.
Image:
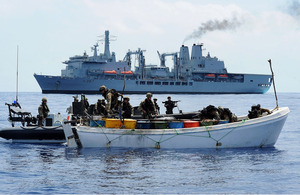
[63,107,289,149]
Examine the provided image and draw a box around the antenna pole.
[16,45,19,103]
[119,67,126,128]
[268,59,278,110]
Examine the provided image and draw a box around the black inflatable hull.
[0,126,65,143]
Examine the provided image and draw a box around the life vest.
[108,89,119,99]
[102,88,119,100]
[142,99,155,112]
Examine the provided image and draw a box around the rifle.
[162,100,182,113]
[162,100,180,104]
[176,101,182,113]
[141,103,155,119]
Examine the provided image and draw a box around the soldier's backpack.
[109,89,119,99]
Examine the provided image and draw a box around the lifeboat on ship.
[205,73,215,78]
[121,71,133,75]
[104,70,117,74]
[218,74,228,79]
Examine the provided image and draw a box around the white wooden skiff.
[63,107,289,149]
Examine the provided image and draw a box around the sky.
[1,0,300,92]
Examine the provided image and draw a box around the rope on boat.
[153,119,247,148]
[204,126,216,140]
[84,111,112,145]
[99,127,111,146]
[95,119,247,148]
[139,134,159,143]
[214,119,246,143]
[20,125,62,130]
[158,129,166,143]
[107,129,136,144]
[41,125,63,130]
[20,126,39,130]
[156,129,179,144]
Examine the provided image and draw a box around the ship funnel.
[104,30,111,58]
[178,45,190,78]
[191,44,203,60]
[179,45,190,67]
[190,44,203,71]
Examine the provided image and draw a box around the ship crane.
[157,51,178,67]
[157,51,179,80]
[124,48,146,79]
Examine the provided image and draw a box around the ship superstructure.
[34,30,272,94]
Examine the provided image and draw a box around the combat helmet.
[42,97,47,102]
[99,85,107,92]
[124,96,130,101]
[146,92,152,98]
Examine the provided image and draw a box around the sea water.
[0,92,299,194]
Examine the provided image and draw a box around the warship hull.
[34,73,271,94]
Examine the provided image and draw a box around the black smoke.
[183,17,243,43]
[287,0,300,17]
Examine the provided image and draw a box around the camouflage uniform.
[139,93,157,119]
[122,97,133,118]
[99,85,121,114]
[153,98,160,114]
[38,97,50,126]
[199,105,220,120]
[248,104,271,119]
[95,99,107,115]
[164,97,176,114]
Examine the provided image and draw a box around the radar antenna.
[91,43,99,57]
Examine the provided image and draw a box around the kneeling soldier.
[122,96,133,118]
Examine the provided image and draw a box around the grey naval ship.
[34,30,272,94]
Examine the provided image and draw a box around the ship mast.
[91,43,98,57]
[104,30,111,58]
[16,45,19,103]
